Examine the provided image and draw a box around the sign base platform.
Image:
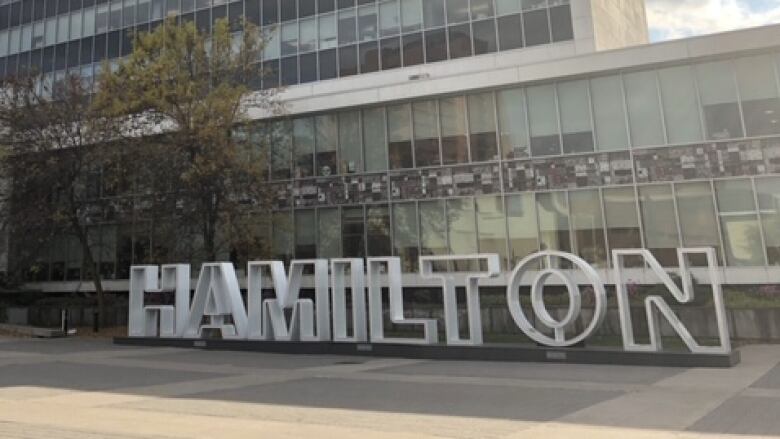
[113,337,741,368]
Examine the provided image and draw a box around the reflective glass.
[339,111,362,173]
[412,100,440,167]
[363,107,387,172]
[557,79,594,153]
[393,202,419,272]
[696,61,744,140]
[624,70,665,147]
[497,87,529,159]
[715,179,764,266]
[639,185,679,266]
[658,65,703,144]
[527,84,561,156]
[468,92,498,161]
[439,96,469,164]
[318,208,341,258]
[570,189,606,267]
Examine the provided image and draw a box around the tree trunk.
[72,217,105,331]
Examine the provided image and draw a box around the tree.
[0,74,122,326]
[95,18,280,264]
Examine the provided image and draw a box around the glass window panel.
[717,179,757,213]
[318,208,341,258]
[380,36,400,68]
[272,211,293,263]
[57,14,69,43]
[342,207,365,257]
[263,0,279,24]
[69,11,81,40]
[507,193,538,265]
[472,18,497,55]
[0,32,7,56]
[280,0,296,21]
[422,0,444,28]
[624,70,665,147]
[293,117,315,178]
[338,7,356,45]
[550,4,572,41]
[424,27,446,62]
[448,23,471,58]
[318,47,337,79]
[359,41,380,72]
[476,195,508,268]
[123,0,136,26]
[20,24,30,51]
[83,7,95,37]
[439,96,469,164]
[281,57,296,86]
[448,198,478,270]
[757,177,780,265]
[400,0,421,33]
[363,107,387,172]
[401,32,422,66]
[521,0,546,10]
[300,52,318,83]
[295,210,317,258]
[315,114,338,176]
[358,4,377,41]
[379,0,399,37]
[523,8,549,46]
[45,17,56,46]
[738,55,780,136]
[527,84,561,156]
[676,182,721,262]
[639,185,679,266]
[137,0,150,22]
[658,65,703,144]
[471,0,494,19]
[299,17,317,52]
[271,121,292,179]
[319,12,337,49]
[570,189,606,267]
[110,0,122,29]
[339,111,362,173]
[497,14,523,51]
[393,202,419,272]
[496,0,520,15]
[497,87,529,159]
[446,0,469,24]
[536,192,571,258]
[367,205,391,256]
[281,21,298,55]
[557,79,594,153]
[420,199,447,258]
[412,100,440,167]
[341,47,359,77]
[468,92,498,162]
[715,179,763,266]
[602,186,640,251]
[263,26,280,59]
[591,75,629,151]
[387,103,413,168]
[696,60,744,140]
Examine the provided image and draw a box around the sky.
[647,0,780,41]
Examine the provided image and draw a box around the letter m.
[612,248,731,354]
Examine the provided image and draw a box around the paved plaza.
[0,338,779,438]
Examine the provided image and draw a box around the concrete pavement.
[0,337,778,438]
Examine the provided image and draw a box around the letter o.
[506,251,607,347]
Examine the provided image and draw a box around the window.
[716,179,764,266]
[69,10,81,40]
[299,17,317,52]
[367,205,392,256]
[603,187,641,254]
[439,96,469,164]
[281,0,296,21]
[527,84,561,156]
[497,14,523,51]
[446,0,468,24]
[550,4,572,41]
[45,17,56,46]
[359,41,379,72]
[738,55,780,136]
[413,100,440,167]
[570,189,606,267]
[263,26,280,60]
[339,111,362,173]
[557,80,594,153]
[281,22,298,56]
[591,75,629,151]
[639,185,679,266]
[676,182,721,265]
[338,7,356,45]
[319,12,337,49]
[57,13,69,43]
[363,107,387,172]
[537,192,570,257]
[300,52,318,82]
[263,0,279,25]
[448,23,471,58]
[424,28,446,62]
[757,177,780,265]
[83,7,95,37]
[420,200,447,257]
[318,208,341,258]
[468,92,498,161]
[380,36,400,69]
[319,48,337,79]
[124,0,136,26]
[402,32,422,66]
[339,44,357,76]
[342,207,365,257]
[422,0,444,28]
[696,61,744,140]
[448,198,478,269]
[472,19,496,55]
[299,0,316,17]
[497,88,529,159]
[393,202,419,272]
[295,210,317,259]
[477,196,508,268]
[293,117,315,178]
[110,0,122,30]
[400,0,421,33]
[624,70,665,147]
[379,0,399,37]
[506,193,538,266]
[387,104,413,168]
[272,211,293,263]
[658,65,703,144]
[271,121,292,179]
[358,4,377,41]
[523,7,549,46]
[496,0,521,15]
[315,114,338,176]
[471,0,494,19]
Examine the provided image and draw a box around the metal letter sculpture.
[128,247,732,355]
[420,254,501,345]
[613,248,731,354]
[506,251,607,347]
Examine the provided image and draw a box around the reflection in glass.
[413,100,440,166]
[318,208,341,258]
[570,190,606,267]
[295,210,316,259]
[757,177,780,265]
[363,107,387,172]
[536,192,570,259]
[658,65,703,144]
[737,56,780,136]
[367,205,392,256]
[557,80,594,154]
[676,182,721,265]
[339,111,362,173]
[440,96,469,164]
[468,93,498,162]
[342,206,365,257]
[393,202,419,272]
[639,185,679,266]
[696,61,744,140]
[477,196,508,268]
[316,114,338,176]
[293,117,315,178]
[591,75,629,151]
[497,87,529,159]
[624,70,665,147]
[716,180,764,266]
[527,84,561,156]
[387,104,414,168]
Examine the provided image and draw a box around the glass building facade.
[22,48,780,282]
[0,0,573,88]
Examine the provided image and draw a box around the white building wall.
[589,0,649,50]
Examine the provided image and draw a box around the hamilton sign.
[128,248,731,355]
